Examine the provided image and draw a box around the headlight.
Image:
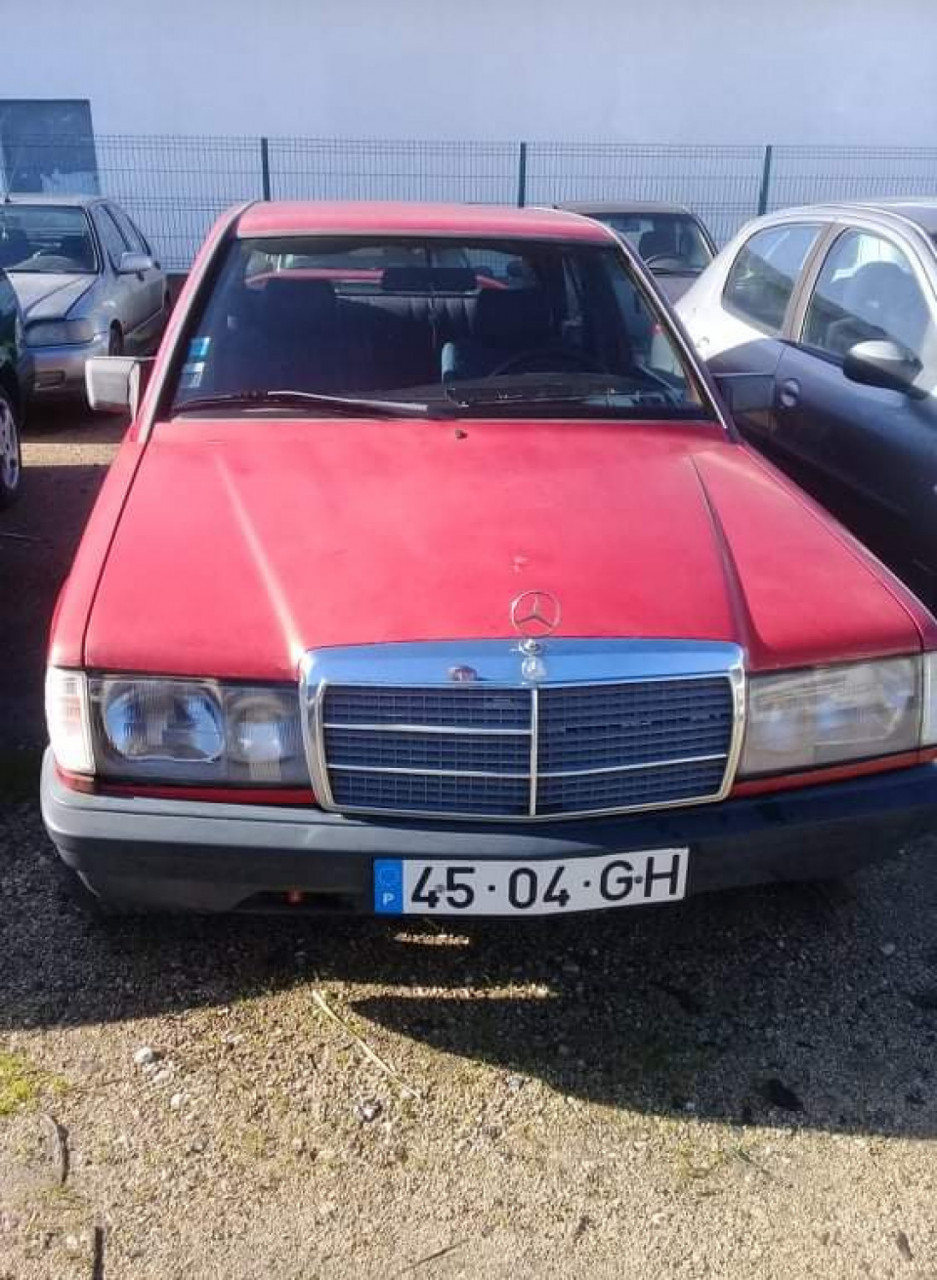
[101,680,225,765]
[45,670,310,787]
[26,318,95,347]
[739,657,924,777]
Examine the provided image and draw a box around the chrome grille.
[305,643,743,822]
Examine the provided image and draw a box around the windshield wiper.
[444,381,678,411]
[173,389,454,419]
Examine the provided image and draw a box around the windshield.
[170,235,712,420]
[596,214,714,274]
[0,205,97,274]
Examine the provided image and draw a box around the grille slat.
[324,726,531,774]
[316,675,735,819]
[537,759,728,817]
[323,686,531,729]
[329,769,530,816]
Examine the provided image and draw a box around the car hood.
[651,271,698,302]
[84,417,924,681]
[9,272,95,319]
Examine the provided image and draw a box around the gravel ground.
[1,409,936,1279]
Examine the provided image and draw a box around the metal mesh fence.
[2,134,937,271]
[766,145,937,212]
[94,135,264,270]
[268,138,520,206]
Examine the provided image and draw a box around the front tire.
[0,386,22,508]
[107,326,123,357]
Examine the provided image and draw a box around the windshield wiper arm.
[174,389,454,419]
[446,381,640,408]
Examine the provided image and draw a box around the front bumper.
[30,333,108,398]
[40,750,937,914]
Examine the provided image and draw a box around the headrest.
[381,267,478,293]
[473,287,552,344]
[0,227,29,267]
[638,229,675,260]
[259,276,336,329]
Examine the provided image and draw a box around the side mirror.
[843,339,924,397]
[712,371,775,414]
[117,251,155,275]
[85,356,155,416]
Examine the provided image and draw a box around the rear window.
[723,224,821,334]
[170,234,713,421]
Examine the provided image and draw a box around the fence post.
[757,144,773,216]
[260,136,271,201]
[516,141,528,207]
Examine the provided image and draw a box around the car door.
[771,225,937,605]
[90,204,142,348]
[108,202,165,329]
[681,221,825,439]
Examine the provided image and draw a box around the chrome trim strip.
[329,764,530,779]
[303,639,744,687]
[301,640,747,823]
[299,665,335,809]
[721,655,747,798]
[528,686,539,817]
[322,722,532,737]
[540,752,728,779]
[328,751,728,782]
[305,792,732,825]
[922,653,934,748]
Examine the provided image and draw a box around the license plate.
[373,849,688,916]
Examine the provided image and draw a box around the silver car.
[676,200,937,607]
[0,194,168,402]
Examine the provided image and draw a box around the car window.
[171,234,713,420]
[600,214,713,273]
[802,228,936,362]
[723,224,821,334]
[0,205,97,274]
[94,207,130,270]
[108,204,149,256]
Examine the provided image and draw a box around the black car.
[677,200,937,609]
[558,201,717,300]
[0,262,28,507]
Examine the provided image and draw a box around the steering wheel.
[487,346,610,378]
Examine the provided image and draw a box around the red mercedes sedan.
[41,201,937,916]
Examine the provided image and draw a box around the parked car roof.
[236,201,615,242]
[557,200,697,217]
[844,198,937,234]
[0,193,107,208]
[747,200,937,237]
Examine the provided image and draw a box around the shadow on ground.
[2,793,935,1140]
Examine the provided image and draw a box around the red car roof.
[236,200,614,242]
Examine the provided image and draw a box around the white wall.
[3,0,937,145]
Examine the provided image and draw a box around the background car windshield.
[172,235,709,417]
[0,206,97,273]
[598,214,713,271]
